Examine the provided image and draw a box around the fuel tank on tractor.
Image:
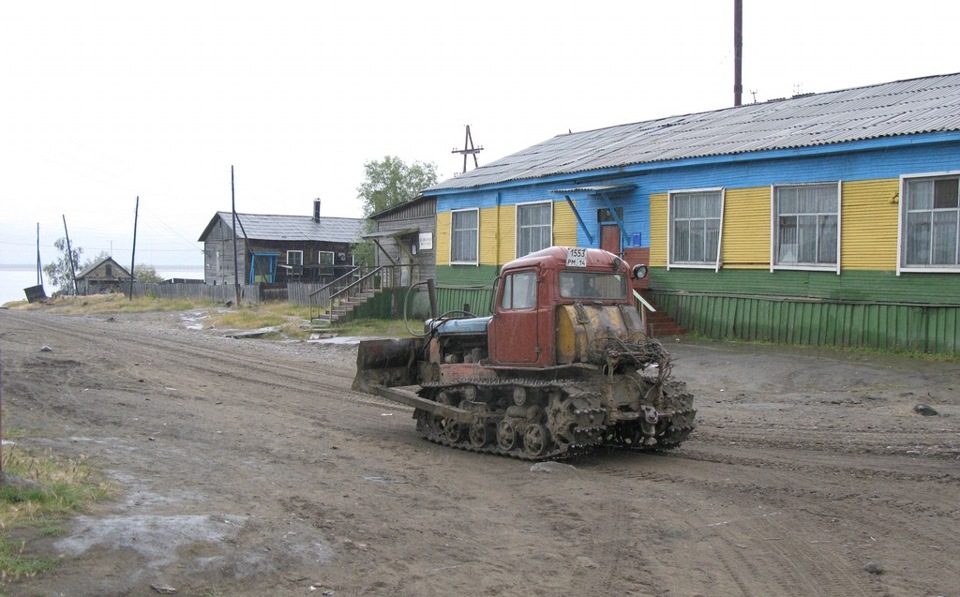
[352,246,696,460]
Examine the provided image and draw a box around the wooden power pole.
[452,125,483,174]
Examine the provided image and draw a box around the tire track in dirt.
[1,311,406,438]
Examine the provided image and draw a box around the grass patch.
[206,302,315,339]
[333,318,419,338]
[0,444,115,583]
[15,293,218,315]
[13,293,424,340]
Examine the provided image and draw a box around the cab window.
[500,271,537,310]
[559,272,627,299]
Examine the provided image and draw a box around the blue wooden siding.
[434,139,959,260]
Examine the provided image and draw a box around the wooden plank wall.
[131,282,260,304]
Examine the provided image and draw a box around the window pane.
[906,211,931,265]
[798,187,819,213]
[818,215,838,263]
[673,220,689,262]
[778,216,798,263]
[674,196,689,219]
[932,210,958,265]
[819,186,838,212]
[559,272,626,299]
[907,180,934,210]
[705,217,721,261]
[779,187,798,214]
[690,219,705,261]
[934,178,959,209]
[502,272,536,309]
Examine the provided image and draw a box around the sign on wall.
[419,232,433,251]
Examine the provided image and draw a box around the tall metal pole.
[128,196,139,300]
[231,166,241,305]
[63,215,79,296]
[734,0,743,107]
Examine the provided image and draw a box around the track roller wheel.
[522,423,549,458]
[444,420,464,443]
[469,422,489,448]
[497,420,517,451]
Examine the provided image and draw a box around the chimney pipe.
[313,198,321,222]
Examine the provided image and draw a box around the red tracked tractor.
[352,246,695,460]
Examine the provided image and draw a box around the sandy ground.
[0,307,958,597]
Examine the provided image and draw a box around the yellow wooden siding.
[479,208,500,265]
[553,200,578,247]
[722,187,771,269]
[649,193,668,267]
[497,205,516,264]
[841,179,899,271]
[435,211,451,266]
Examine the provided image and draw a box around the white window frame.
[667,187,725,271]
[286,250,304,266]
[450,208,479,265]
[898,171,960,275]
[770,182,841,274]
[515,200,553,258]
[318,251,335,266]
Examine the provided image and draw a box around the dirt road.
[1,308,957,596]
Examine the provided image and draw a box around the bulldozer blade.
[352,337,424,393]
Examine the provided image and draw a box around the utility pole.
[231,166,241,306]
[734,0,743,107]
[128,196,139,300]
[62,215,79,296]
[452,125,483,174]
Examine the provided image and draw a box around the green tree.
[354,156,438,266]
[134,264,163,283]
[356,156,438,217]
[43,238,83,294]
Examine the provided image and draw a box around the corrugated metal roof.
[430,73,960,192]
[209,212,364,243]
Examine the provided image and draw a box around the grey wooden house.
[199,200,364,286]
[76,256,131,295]
[366,194,437,287]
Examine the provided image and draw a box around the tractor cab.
[487,247,643,368]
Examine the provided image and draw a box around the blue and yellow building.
[423,73,960,354]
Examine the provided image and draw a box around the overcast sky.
[2,0,958,268]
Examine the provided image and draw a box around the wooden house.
[366,195,437,287]
[76,256,131,295]
[198,200,364,286]
[422,73,960,353]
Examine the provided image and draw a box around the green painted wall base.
[650,291,960,355]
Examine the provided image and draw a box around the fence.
[131,282,261,304]
[650,290,960,355]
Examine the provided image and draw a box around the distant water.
[0,265,203,305]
